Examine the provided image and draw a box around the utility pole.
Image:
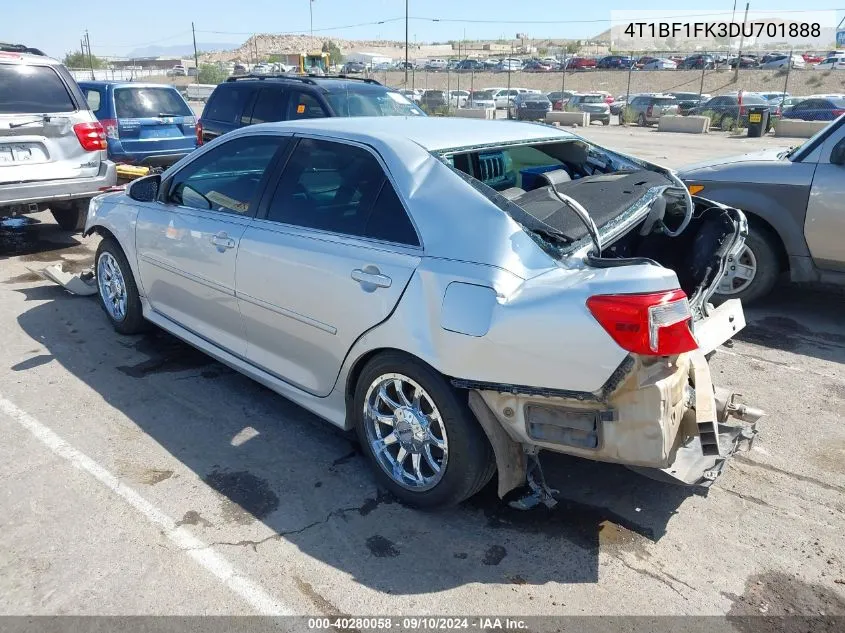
[404,0,409,84]
[734,2,750,83]
[727,0,737,55]
[192,22,199,75]
[310,0,314,40]
[84,30,94,80]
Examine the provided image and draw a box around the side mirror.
[830,140,845,166]
[128,174,161,202]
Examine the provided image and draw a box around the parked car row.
[373,50,845,74]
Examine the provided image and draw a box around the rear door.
[243,86,289,124]
[0,61,99,184]
[112,86,196,154]
[236,136,422,396]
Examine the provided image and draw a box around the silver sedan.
[85,117,761,508]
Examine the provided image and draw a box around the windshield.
[114,87,192,118]
[581,95,604,103]
[0,64,75,114]
[326,89,425,116]
[654,98,677,105]
[471,91,493,99]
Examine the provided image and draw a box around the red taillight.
[586,290,698,356]
[100,118,119,139]
[553,100,562,110]
[196,120,203,146]
[832,109,845,117]
[73,122,107,151]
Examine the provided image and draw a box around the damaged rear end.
[441,135,763,498]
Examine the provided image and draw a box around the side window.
[204,86,254,124]
[249,87,288,124]
[83,89,101,114]
[287,91,328,120]
[167,136,284,214]
[266,138,416,244]
[366,182,419,245]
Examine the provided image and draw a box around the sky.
[4,0,844,59]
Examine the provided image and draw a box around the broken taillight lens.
[586,290,698,356]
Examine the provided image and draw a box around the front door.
[236,137,422,396]
[135,134,287,354]
[805,130,845,272]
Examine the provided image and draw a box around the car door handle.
[351,268,392,289]
[210,232,236,249]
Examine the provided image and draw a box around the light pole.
[309,0,314,40]
[404,0,409,84]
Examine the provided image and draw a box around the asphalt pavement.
[1,128,843,618]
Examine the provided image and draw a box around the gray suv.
[1,44,116,231]
[625,94,679,126]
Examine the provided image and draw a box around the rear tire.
[637,113,647,127]
[51,201,87,232]
[354,352,495,509]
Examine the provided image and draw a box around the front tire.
[95,237,147,334]
[354,352,495,508]
[638,113,647,127]
[714,226,780,304]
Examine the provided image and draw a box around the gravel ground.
[0,129,843,621]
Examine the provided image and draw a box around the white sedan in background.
[642,58,677,70]
[760,54,806,70]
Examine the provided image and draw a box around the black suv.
[197,75,425,145]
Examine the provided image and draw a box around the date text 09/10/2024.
[623,22,822,39]
[307,617,529,630]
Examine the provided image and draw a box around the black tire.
[637,113,647,127]
[354,352,495,509]
[95,237,148,335]
[714,226,781,304]
[51,201,87,232]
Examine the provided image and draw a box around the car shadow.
[14,284,698,592]
[735,283,845,365]
[1,214,81,260]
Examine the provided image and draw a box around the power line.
[89,30,193,49]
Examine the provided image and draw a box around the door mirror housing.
[128,174,161,202]
[830,140,845,166]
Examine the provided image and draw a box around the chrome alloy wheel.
[363,373,449,491]
[97,251,127,321]
[717,245,758,295]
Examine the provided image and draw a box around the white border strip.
[0,395,293,616]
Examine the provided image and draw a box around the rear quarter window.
[0,64,75,114]
[204,85,255,123]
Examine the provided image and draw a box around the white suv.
[0,44,116,230]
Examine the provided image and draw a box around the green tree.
[63,51,105,69]
[322,40,344,64]
[565,42,580,55]
[197,64,228,84]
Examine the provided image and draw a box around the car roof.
[248,116,575,152]
[0,49,60,65]
[77,81,183,89]
[219,76,386,92]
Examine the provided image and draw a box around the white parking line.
[0,394,294,616]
